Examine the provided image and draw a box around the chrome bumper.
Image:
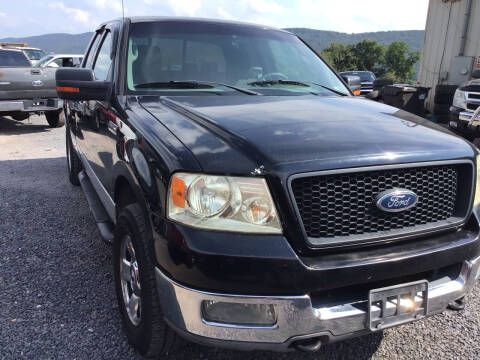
[459,109,480,123]
[155,256,480,347]
[0,99,63,112]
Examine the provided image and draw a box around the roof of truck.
[99,16,291,34]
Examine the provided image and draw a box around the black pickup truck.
[56,17,480,357]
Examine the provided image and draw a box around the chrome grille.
[467,92,480,111]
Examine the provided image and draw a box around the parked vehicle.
[0,43,46,66]
[57,17,480,357]
[449,69,480,141]
[35,54,83,68]
[339,70,376,94]
[0,48,64,126]
[340,74,361,95]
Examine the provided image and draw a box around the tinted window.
[342,72,375,82]
[126,21,349,96]
[93,32,113,80]
[0,50,31,67]
[84,33,102,69]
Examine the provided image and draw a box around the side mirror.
[472,69,480,79]
[56,68,111,101]
[341,75,361,95]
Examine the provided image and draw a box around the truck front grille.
[290,162,473,248]
[467,92,480,111]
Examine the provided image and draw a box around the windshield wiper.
[134,80,261,95]
[309,82,349,96]
[247,79,311,87]
[247,79,349,96]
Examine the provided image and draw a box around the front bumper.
[155,256,480,350]
[0,98,63,113]
[449,107,480,135]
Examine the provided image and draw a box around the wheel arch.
[112,162,149,217]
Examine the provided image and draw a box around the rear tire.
[66,128,82,186]
[113,204,181,358]
[11,113,29,121]
[46,110,65,128]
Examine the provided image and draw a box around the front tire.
[113,204,181,358]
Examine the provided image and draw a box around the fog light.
[202,301,276,326]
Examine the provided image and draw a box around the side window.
[63,58,74,67]
[50,58,63,67]
[93,32,113,81]
[84,32,102,69]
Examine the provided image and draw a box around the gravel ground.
[1,115,479,359]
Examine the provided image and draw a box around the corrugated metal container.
[418,0,480,113]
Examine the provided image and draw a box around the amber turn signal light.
[353,89,361,96]
[171,176,186,208]
[56,86,80,93]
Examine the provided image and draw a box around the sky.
[0,0,429,38]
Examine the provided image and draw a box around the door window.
[84,32,102,69]
[93,32,113,80]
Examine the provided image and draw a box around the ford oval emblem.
[375,189,418,213]
[32,80,43,87]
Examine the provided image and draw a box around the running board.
[78,170,114,243]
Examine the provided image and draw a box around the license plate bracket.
[368,280,428,331]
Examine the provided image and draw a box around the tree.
[321,43,357,72]
[353,39,385,72]
[384,42,420,82]
[320,40,420,82]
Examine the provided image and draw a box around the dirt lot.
[1,115,480,359]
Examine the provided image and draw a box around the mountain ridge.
[0,29,424,55]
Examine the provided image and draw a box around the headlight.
[475,155,480,208]
[453,89,467,109]
[167,173,282,234]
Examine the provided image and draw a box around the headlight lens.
[168,173,282,234]
[453,89,467,109]
[475,155,480,208]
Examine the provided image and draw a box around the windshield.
[23,49,46,61]
[342,72,375,82]
[126,21,349,96]
[0,50,31,67]
[35,55,54,67]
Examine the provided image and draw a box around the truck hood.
[460,78,480,91]
[139,95,475,175]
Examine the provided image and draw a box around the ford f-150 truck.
[0,48,64,127]
[56,17,480,358]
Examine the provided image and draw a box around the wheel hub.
[120,235,142,326]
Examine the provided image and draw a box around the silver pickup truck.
[0,48,64,127]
